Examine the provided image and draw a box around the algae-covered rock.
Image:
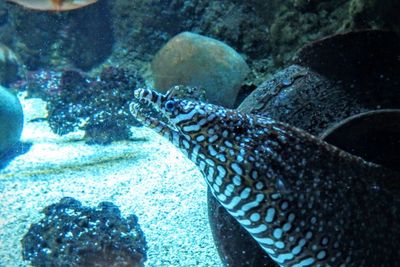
[0,85,23,157]
[46,67,144,144]
[152,32,249,108]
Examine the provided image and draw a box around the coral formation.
[21,197,147,267]
[152,32,249,108]
[45,66,145,144]
[13,66,145,144]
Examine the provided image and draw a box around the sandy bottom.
[0,97,222,267]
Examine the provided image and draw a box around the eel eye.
[164,100,175,112]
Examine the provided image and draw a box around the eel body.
[130,88,400,267]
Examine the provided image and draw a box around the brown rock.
[151,32,249,108]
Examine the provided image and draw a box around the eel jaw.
[129,101,148,125]
[130,89,158,127]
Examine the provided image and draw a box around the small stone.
[0,86,23,157]
[152,32,249,108]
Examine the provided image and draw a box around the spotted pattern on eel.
[130,88,400,267]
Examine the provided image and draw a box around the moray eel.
[130,88,400,267]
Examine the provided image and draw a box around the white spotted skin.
[131,88,400,267]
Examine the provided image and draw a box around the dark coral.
[21,197,147,267]
[46,66,144,144]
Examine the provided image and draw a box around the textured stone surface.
[0,86,23,157]
[240,30,400,135]
[152,32,249,108]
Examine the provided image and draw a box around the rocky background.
[1,0,399,86]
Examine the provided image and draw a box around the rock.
[42,67,144,144]
[0,44,19,86]
[8,1,112,71]
[293,30,400,81]
[21,197,148,267]
[241,30,400,135]
[152,32,249,108]
[0,86,23,157]
[321,109,400,172]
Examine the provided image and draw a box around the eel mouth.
[130,99,156,126]
[130,89,156,125]
[130,89,172,129]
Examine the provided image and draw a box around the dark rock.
[0,44,19,86]
[321,109,400,172]
[7,0,112,71]
[240,30,400,135]
[21,197,147,267]
[293,30,400,82]
[208,30,400,267]
[64,0,113,70]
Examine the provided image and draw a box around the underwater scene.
[0,0,400,266]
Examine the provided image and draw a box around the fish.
[130,87,400,266]
[6,0,98,11]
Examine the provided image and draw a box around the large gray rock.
[151,32,249,108]
[0,86,23,156]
